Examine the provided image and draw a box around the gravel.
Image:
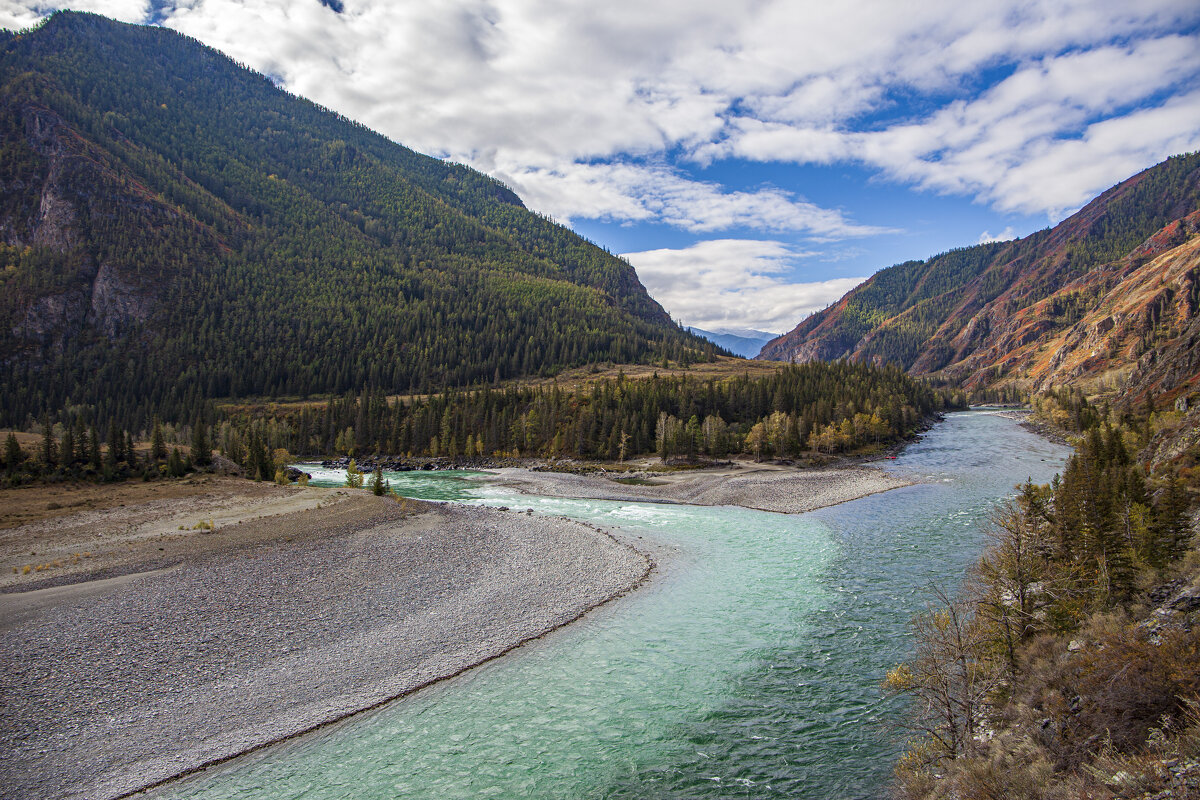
[490,463,912,514]
[0,498,649,800]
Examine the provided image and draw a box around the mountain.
[686,327,779,358]
[760,153,1200,406]
[0,12,712,427]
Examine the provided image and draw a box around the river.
[158,411,1069,799]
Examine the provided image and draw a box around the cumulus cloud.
[7,0,1199,229]
[848,36,1200,216]
[507,162,890,236]
[1,0,147,28]
[622,239,866,331]
[978,227,1017,244]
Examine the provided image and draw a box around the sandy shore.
[0,483,649,800]
[489,459,913,514]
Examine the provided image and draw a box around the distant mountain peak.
[686,327,780,359]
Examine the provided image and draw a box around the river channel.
[159,411,1069,799]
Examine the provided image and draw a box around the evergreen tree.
[151,418,167,462]
[191,416,211,466]
[370,464,388,496]
[106,421,121,471]
[4,432,22,475]
[60,425,75,468]
[88,426,101,470]
[40,413,56,469]
[1155,477,1192,564]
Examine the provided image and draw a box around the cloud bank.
[623,240,865,332]
[5,0,1198,332]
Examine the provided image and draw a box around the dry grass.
[0,475,271,530]
[215,357,787,414]
[516,356,785,390]
[895,610,1200,800]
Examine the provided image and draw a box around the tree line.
[213,362,962,478]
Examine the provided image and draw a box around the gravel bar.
[0,496,649,800]
[490,463,912,514]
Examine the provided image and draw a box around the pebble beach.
[0,489,649,800]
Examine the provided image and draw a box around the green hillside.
[0,12,712,428]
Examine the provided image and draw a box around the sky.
[4,1,1200,334]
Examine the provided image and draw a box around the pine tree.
[106,421,121,472]
[1154,476,1192,564]
[88,426,101,470]
[191,416,211,466]
[4,432,22,475]
[370,464,388,496]
[60,425,75,468]
[151,418,167,462]
[167,447,184,477]
[40,413,56,469]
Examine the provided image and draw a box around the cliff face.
[3,100,169,352]
[760,154,1200,406]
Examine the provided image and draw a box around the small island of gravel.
[0,480,649,800]
[488,459,913,514]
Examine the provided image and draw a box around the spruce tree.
[40,413,56,469]
[88,426,101,470]
[370,464,388,496]
[106,421,121,471]
[151,418,167,462]
[167,447,185,477]
[61,426,75,469]
[4,432,22,475]
[191,416,210,466]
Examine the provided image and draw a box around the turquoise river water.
[158,411,1069,799]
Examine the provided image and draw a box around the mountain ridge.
[686,327,778,359]
[759,153,1200,405]
[0,12,712,427]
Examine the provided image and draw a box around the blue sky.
[4,0,1199,333]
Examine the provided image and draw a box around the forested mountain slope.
[0,12,711,427]
[760,154,1200,406]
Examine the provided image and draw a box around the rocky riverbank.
[0,486,649,800]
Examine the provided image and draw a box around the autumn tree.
[884,586,1001,765]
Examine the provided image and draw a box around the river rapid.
[159,411,1069,799]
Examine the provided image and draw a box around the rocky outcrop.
[2,100,161,351]
[10,289,88,345]
[87,262,152,339]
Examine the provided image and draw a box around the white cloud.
[7,0,1199,228]
[0,1,41,28]
[978,227,1017,244]
[506,162,891,236]
[0,0,147,28]
[622,239,866,331]
[847,35,1200,216]
[147,0,1200,226]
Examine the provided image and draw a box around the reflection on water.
[160,412,1069,799]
